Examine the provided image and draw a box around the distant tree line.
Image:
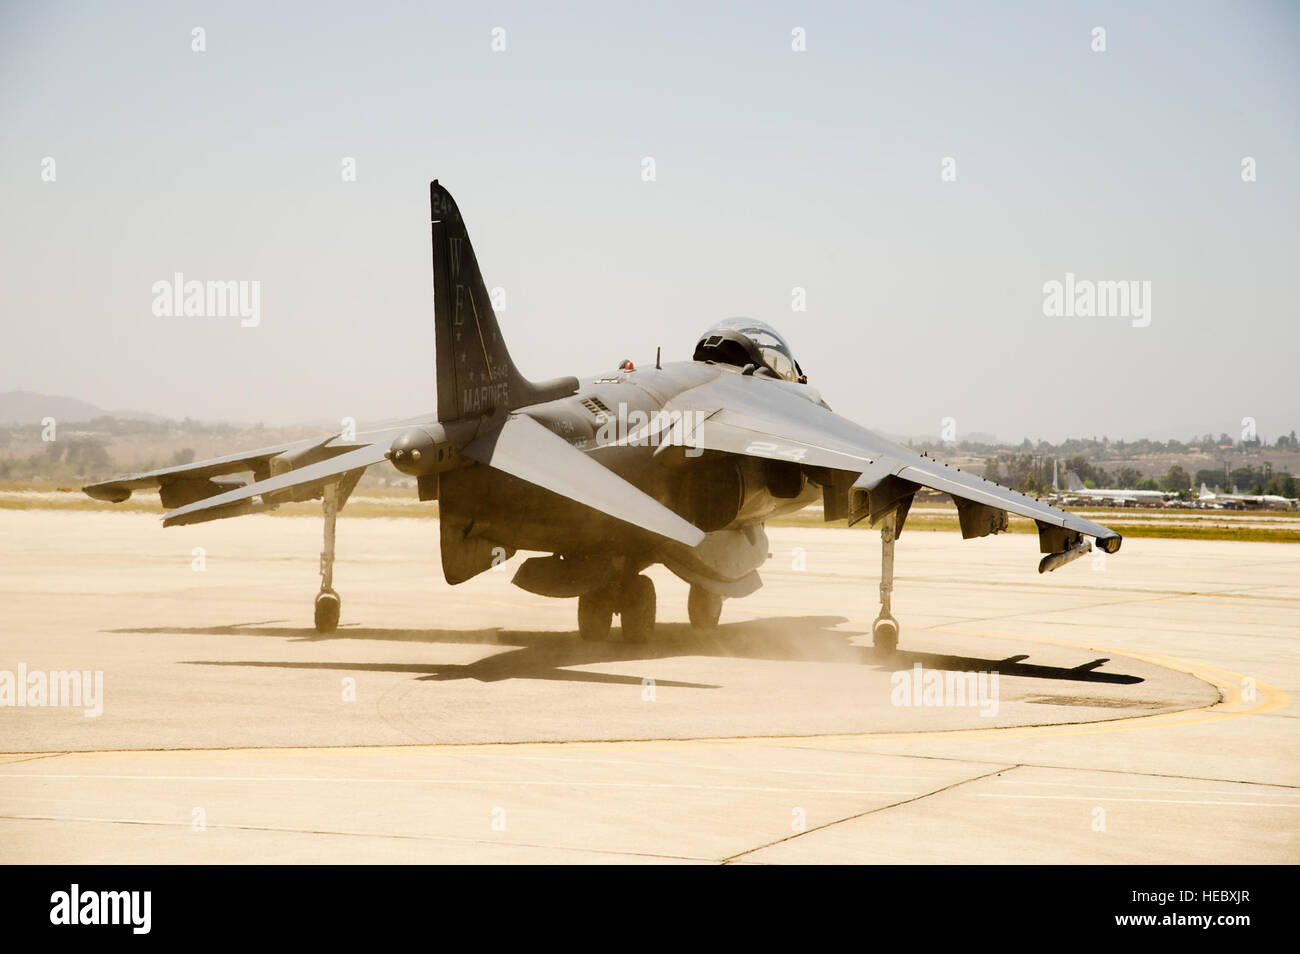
[980,455,1216,497]
[0,416,245,440]
[1196,466,1298,498]
[0,442,196,482]
[916,428,1300,458]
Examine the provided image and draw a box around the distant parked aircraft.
[1048,461,1170,507]
[1199,483,1296,511]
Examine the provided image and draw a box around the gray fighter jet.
[84,181,1122,652]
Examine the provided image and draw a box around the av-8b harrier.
[85,181,1121,652]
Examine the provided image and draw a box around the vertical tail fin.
[1065,470,1084,493]
[430,181,577,422]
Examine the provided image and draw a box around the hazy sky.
[2,1,1297,442]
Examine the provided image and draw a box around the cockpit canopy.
[693,317,805,383]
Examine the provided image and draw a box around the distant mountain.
[0,391,165,425]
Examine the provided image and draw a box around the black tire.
[620,575,656,644]
[578,588,614,642]
[314,590,341,634]
[687,584,722,630]
[872,616,899,655]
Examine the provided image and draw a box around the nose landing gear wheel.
[578,587,615,642]
[314,590,341,634]
[687,584,722,630]
[620,574,656,644]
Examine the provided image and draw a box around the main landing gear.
[578,573,657,643]
[872,509,900,655]
[314,481,341,634]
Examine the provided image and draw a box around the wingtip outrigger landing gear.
[314,481,341,634]
[872,510,900,655]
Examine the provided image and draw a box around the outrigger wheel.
[873,509,901,655]
[871,615,899,655]
[314,481,342,635]
[314,589,341,634]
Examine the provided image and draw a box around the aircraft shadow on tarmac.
[106,615,1143,689]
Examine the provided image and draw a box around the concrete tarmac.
[0,510,1295,863]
